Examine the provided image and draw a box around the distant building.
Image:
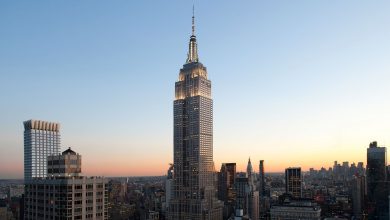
[164,164,173,211]
[270,199,321,220]
[366,141,389,219]
[235,177,250,216]
[285,167,302,198]
[259,160,265,197]
[23,120,61,182]
[234,160,259,220]
[218,163,236,218]
[351,174,365,219]
[24,148,108,220]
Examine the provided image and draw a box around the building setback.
[167,11,223,220]
[24,148,108,220]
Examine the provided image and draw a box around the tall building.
[167,10,223,220]
[366,141,389,219]
[259,160,265,197]
[218,163,236,203]
[351,174,365,219]
[218,163,236,219]
[24,148,108,220]
[246,158,255,188]
[165,164,174,211]
[285,167,302,198]
[23,120,61,182]
[234,175,259,220]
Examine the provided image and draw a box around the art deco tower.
[168,11,223,220]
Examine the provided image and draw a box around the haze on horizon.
[1,1,390,179]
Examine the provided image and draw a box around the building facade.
[24,120,61,182]
[270,200,321,220]
[24,148,108,220]
[167,12,223,220]
[366,141,389,219]
[218,163,236,218]
[259,160,265,197]
[285,167,302,198]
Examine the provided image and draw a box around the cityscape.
[1,1,390,220]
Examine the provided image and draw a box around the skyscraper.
[366,141,389,219]
[285,167,302,198]
[23,120,61,182]
[167,10,223,220]
[217,163,236,218]
[259,160,265,197]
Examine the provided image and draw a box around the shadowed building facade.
[366,141,389,219]
[285,167,302,198]
[167,11,223,220]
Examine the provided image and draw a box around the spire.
[247,157,253,174]
[186,5,199,63]
[192,5,195,36]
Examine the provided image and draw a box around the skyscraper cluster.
[8,9,388,220]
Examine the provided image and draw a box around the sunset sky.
[1,1,390,179]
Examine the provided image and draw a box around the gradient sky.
[1,1,390,179]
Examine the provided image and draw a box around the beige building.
[24,148,107,220]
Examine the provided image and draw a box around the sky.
[0,1,390,179]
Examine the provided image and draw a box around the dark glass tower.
[167,11,223,220]
[285,167,302,198]
[366,141,389,219]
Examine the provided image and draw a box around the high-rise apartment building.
[366,141,389,219]
[24,148,108,220]
[24,120,61,182]
[285,167,302,198]
[167,11,223,220]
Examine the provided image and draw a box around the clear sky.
[1,1,390,179]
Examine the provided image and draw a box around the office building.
[218,163,236,219]
[285,167,302,198]
[165,164,173,211]
[234,162,259,220]
[167,10,223,220]
[24,148,108,220]
[366,141,389,219]
[24,120,61,182]
[259,160,265,197]
[351,174,365,219]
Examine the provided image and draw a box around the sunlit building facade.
[24,120,61,182]
[167,12,223,220]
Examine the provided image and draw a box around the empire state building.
[167,12,223,220]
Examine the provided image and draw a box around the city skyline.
[1,1,390,179]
